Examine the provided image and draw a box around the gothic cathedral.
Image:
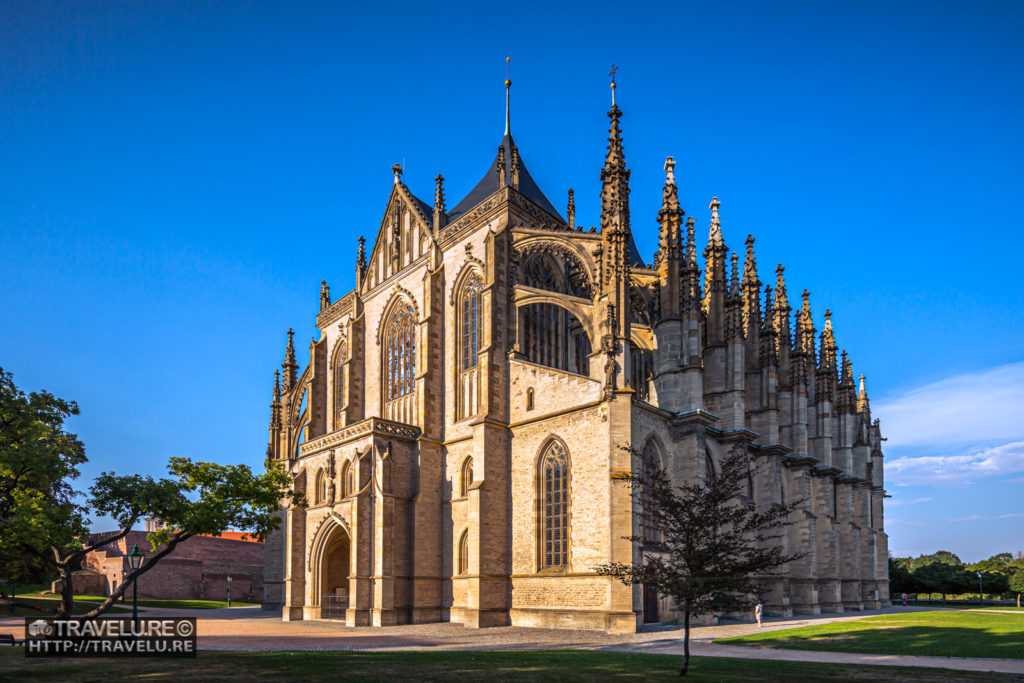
[262,79,890,633]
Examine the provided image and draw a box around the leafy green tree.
[0,367,304,618]
[596,447,803,677]
[1008,562,1024,608]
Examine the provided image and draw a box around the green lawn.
[1,598,130,617]
[69,596,259,610]
[0,649,1015,682]
[718,610,1024,659]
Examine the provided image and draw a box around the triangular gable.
[363,182,435,290]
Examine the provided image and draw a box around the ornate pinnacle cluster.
[726,251,743,340]
[319,280,331,312]
[657,157,684,269]
[599,100,632,294]
[269,369,282,431]
[816,309,838,402]
[510,144,520,189]
[683,216,702,315]
[760,285,778,367]
[836,349,856,412]
[742,235,762,351]
[282,328,298,392]
[702,197,728,339]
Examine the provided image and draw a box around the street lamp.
[976,571,984,605]
[226,574,232,608]
[127,544,145,623]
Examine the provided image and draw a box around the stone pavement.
[1,604,1022,675]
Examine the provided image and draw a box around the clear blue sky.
[1,1,1022,563]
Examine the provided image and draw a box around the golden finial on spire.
[504,57,512,136]
[609,63,618,106]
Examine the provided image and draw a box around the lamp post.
[127,544,145,624]
[226,574,232,608]
[976,571,984,605]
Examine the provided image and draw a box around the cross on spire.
[609,63,618,106]
[504,57,512,136]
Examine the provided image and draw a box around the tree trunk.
[1017,593,1020,608]
[681,607,690,676]
[57,562,74,618]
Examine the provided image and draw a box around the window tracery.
[519,303,591,375]
[540,440,570,570]
[384,303,417,423]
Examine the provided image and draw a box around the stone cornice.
[669,409,719,428]
[316,291,355,328]
[782,454,820,469]
[811,465,843,477]
[298,417,421,457]
[750,443,793,458]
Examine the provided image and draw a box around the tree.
[1008,562,1024,608]
[596,446,803,676]
[0,367,304,618]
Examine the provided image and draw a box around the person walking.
[755,600,764,628]
[902,593,908,607]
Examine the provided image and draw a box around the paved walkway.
[2,604,1022,675]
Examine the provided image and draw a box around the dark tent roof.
[447,133,564,224]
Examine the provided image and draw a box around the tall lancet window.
[384,303,417,424]
[334,342,348,429]
[458,274,482,419]
[539,440,570,571]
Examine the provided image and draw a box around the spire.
[857,373,871,416]
[742,235,762,335]
[816,309,838,402]
[683,216,702,316]
[726,251,743,341]
[760,285,778,367]
[837,349,856,413]
[657,156,684,317]
[567,189,576,231]
[599,91,631,291]
[282,328,298,392]
[774,265,792,384]
[319,280,331,312]
[703,197,728,343]
[504,57,512,136]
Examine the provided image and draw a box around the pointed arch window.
[315,468,327,504]
[457,274,483,419]
[539,440,570,570]
[705,451,716,484]
[640,442,662,546]
[630,344,653,403]
[457,528,470,575]
[383,303,417,423]
[334,342,348,429]
[460,457,474,498]
[341,460,355,497]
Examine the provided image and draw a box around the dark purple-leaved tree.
[596,446,804,676]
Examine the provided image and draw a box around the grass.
[718,610,1024,659]
[0,648,1016,682]
[68,596,259,610]
[1,598,130,617]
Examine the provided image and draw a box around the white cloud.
[875,361,1024,449]
[949,514,988,522]
[887,497,933,507]
[887,441,1024,487]
[998,512,1024,519]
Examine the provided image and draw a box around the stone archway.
[320,525,350,619]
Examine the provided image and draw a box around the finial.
[664,156,676,185]
[708,197,722,245]
[567,188,576,231]
[273,369,281,402]
[319,280,331,312]
[505,57,512,136]
[609,63,618,106]
[391,163,403,185]
[356,235,367,275]
[282,327,298,391]
[434,174,446,213]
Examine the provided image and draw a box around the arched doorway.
[320,525,350,619]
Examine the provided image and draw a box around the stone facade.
[262,87,889,633]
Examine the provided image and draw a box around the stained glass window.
[385,305,417,401]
